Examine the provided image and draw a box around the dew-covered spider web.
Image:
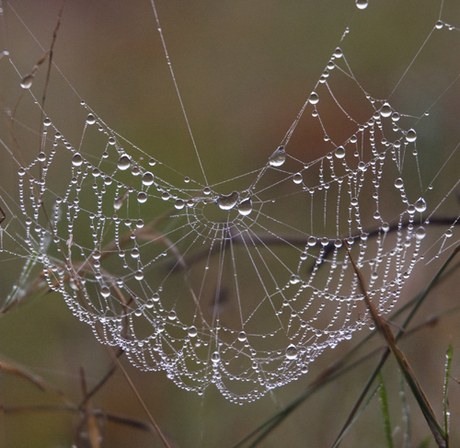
[1,0,460,404]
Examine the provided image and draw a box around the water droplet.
[238,331,247,342]
[290,275,301,284]
[203,187,211,195]
[415,227,426,240]
[20,74,34,89]
[293,173,303,184]
[350,197,358,206]
[356,0,368,9]
[217,191,239,210]
[86,113,96,125]
[333,47,343,58]
[286,344,298,360]
[168,310,177,321]
[152,293,160,302]
[141,171,154,186]
[308,92,319,105]
[37,152,46,162]
[184,176,190,183]
[406,129,417,142]
[269,146,286,167]
[43,117,51,127]
[134,270,144,281]
[445,229,453,238]
[238,198,253,216]
[435,20,444,30]
[188,326,197,337]
[414,197,427,213]
[174,199,185,210]
[101,286,110,298]
[211,351,220,364]
[71,153,83,167]
[307,236,316,247]
[137,192,147,203]
[380,102,392,118]
[117,155,131,170]
[373,211,381,220]
[108,137,116,145]
[394,178,404,189]
[161,192,170,201]
[335,146,346,159]
[391,112,400,122]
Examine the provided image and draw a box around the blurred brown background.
[1,0,460,447]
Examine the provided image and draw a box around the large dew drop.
[356,0,368,9]
[72,153,83,167]
[238,198,253,216]
[20,73,34,89]
[308,92,319,105]
[380,102,392,118]
[414,197,427,213]
[117,155,131,170]
[335,146,346,159]
[217,191,239,210]
[406,129,417,143]
[142,171,154,186]
[286,344,298,360]
[269,146,286,167]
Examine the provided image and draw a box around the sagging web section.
[1,0,460,403]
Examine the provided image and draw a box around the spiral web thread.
[1,1,460,403]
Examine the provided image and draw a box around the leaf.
[378,372,393,448]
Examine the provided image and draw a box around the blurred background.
[1,0,460,447]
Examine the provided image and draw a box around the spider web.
[1,0,460,404]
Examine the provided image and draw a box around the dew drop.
[406,129,417,143]
[293,173,303,184]
[174,199,185,210]
[203,187,211,195]
[168,310,177,321]
[394,178,404,189]
[134,270,144,281]
[217,191,239,210]
[238,198,253,216]
[333,47,343,58]
[117,155,131,170]
[137,192,147,203]
[308,92,319,105]
[350,197,358,207]
[20,73,34,89]
[142,171,154,186]
[415,227,426,240]
[211,351,220,364]
[100,286,110,298]
[307,236,316,247]
[37,152,46,163]
[43,117,51,127]
[356,0,368,9]
[391,112,400,122]
[380,102,392,118]
[414,197,427,213]
[335,146,346,159]
[72,153,83,167]
[86,113,96,125]
[238,331,247,342]
[286,344,298,360]
[108,137,116,145]
[435,20,444,30]
[269,146,286,167]
[188,326,197,337]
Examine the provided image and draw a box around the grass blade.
[378,372,394,448]
[443,343,453,445]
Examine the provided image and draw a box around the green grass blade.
[443,343,453,445]
[378,372,394,448]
